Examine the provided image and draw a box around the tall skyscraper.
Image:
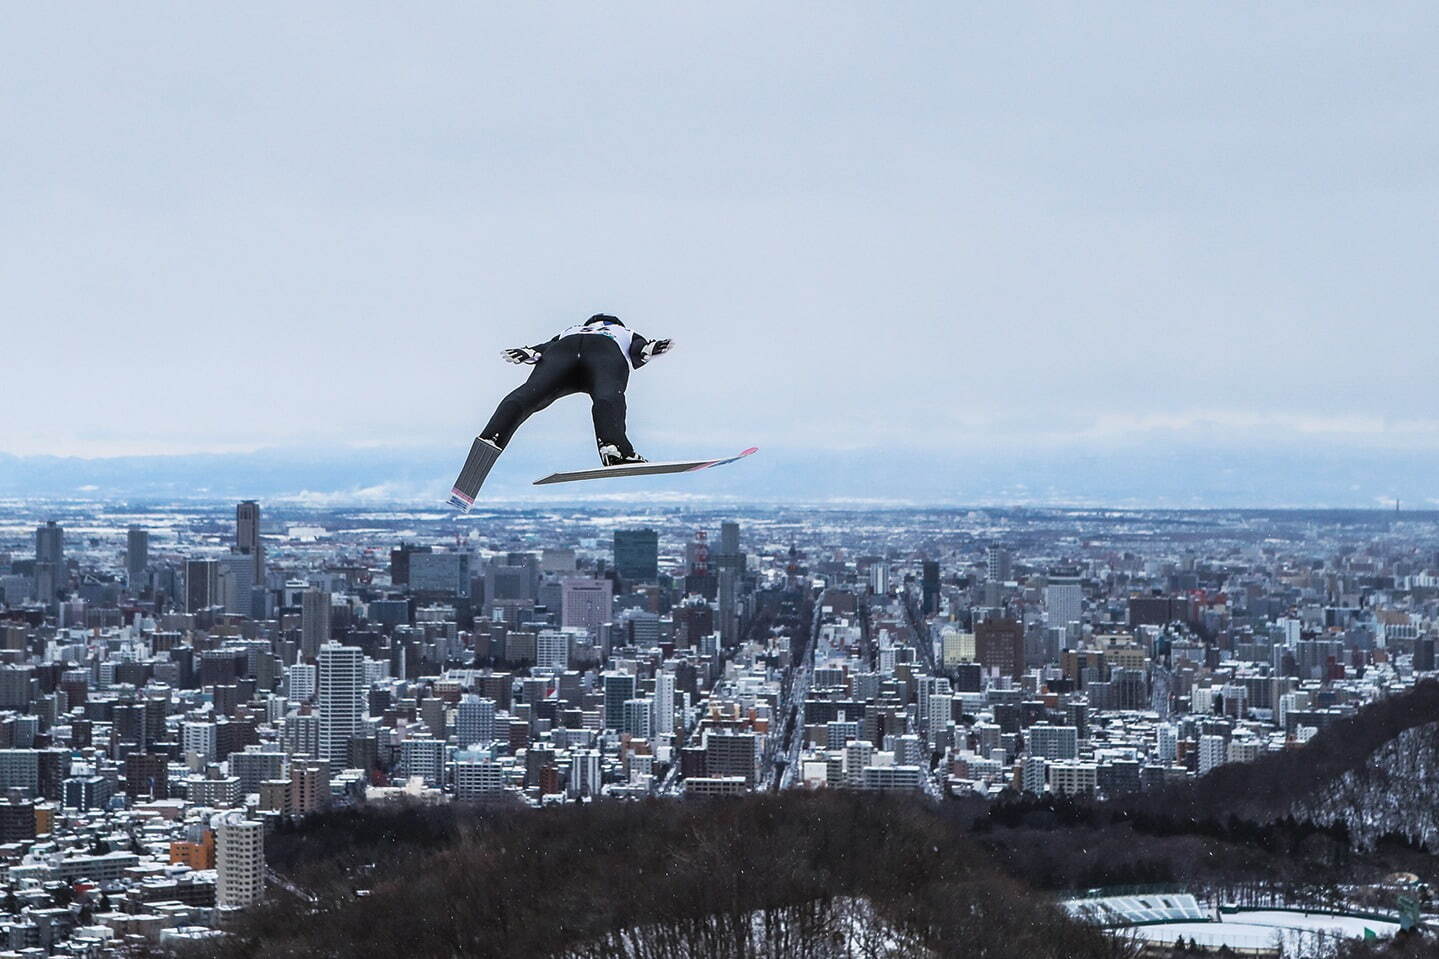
[235,501,264,582]
[318,643,365,764]
[34,521,63,600]
[613,529,659,582]
[34,521,63,567]
[301,590,332,659]
[126,527,149,589]
[215,812,264,908]
[718,521,740,565]
[185,560,220,613]
[986,545,1011,582]
[921,560,940,615]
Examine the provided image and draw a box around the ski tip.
[447,488,475,512]
[739,446,759,456]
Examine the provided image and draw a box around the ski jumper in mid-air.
[447,315,673,509]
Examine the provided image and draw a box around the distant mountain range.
[2,443,1437,508]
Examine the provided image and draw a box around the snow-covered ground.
[1130,910,1400,954]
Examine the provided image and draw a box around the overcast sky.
[3,3,1436,471]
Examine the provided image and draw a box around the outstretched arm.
[628,333,675,368]
[501,335,559,365]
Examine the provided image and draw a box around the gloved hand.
[641,339,674,362]
[502,347,541,365]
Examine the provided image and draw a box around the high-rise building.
[561,578,613,636]
[401,738,446,786]
[235,501,264,583]
[921,560,940,615]
[623,698,652,738]
[410,553,472,597]
[1198,734,1228,776]
[215,813,264,908]
[986,546,1012,583]
[318,643,365,765]
[301,590,332,659]
[216,554,255,618]
[535,631,570,671]
[653,671,676,736]
[704,730,758,787]
[35,521,63,568]
[185,560,220,613]
[286,662,317,702]
[975,619,1025,679]
[1045,584,1083,629]
[603,673,636,730]
[126,527,149,588]
[456,695,497,747]
[568,749,601,799]
[613,529,659,582]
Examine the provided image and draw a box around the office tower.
[217,554,255,617]
[718,568,738,647]
[1045,584,1083,629]
[126,527,149,588]
[843,739,875,787]
[318,643,365,764]
[235,501,264,582]
[410,552,472,597]
[986,545,1011,583]
[35,521,63,568]
[653,671,676,736]
[185,560,220,613]
[603,673,637,730]
[921,560,940,615]
[975,618,1025,679]
[389,543,430,586]
[215,813,264,908]
[456,695,497,747]
[710,519,744,577]
[561,578,613,636]
[301,590,332,659]
[869,563,889,595]
[613,529,659,582]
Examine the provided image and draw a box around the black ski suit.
[481,325,659,458]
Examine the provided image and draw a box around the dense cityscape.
[0,500,1434,954]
